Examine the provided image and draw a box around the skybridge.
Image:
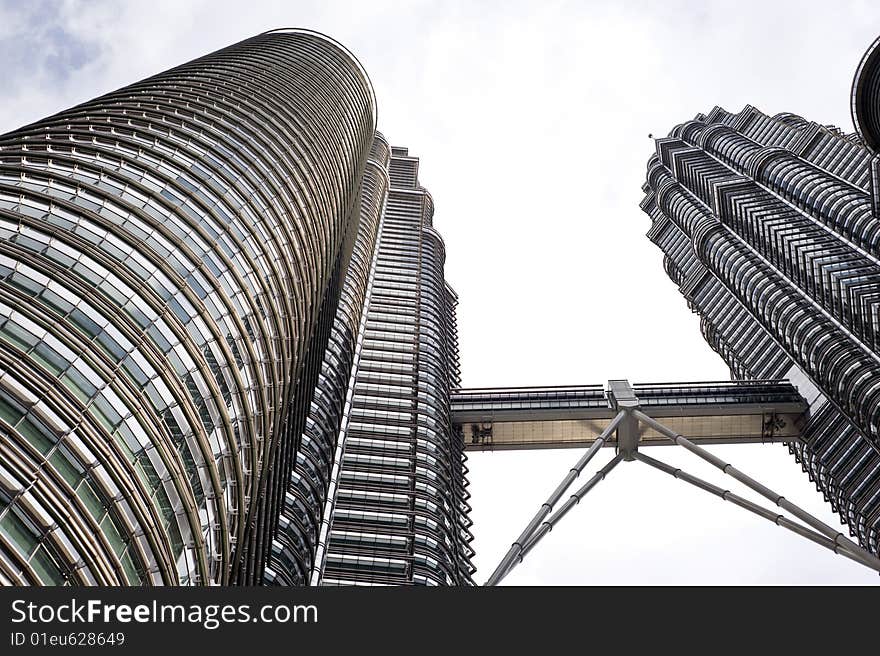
[452,380,807,451]
[451,379,880,585]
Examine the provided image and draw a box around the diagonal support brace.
[633,451,880,573]
[489,452,625,585]
[484,412,627,586]
[518,452,625,560]
[632,409,880,573]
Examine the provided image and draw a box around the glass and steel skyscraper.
[640,35,880,556]
[265,143,474,586]
[18,23,880,588]
[263,133,391,586]
[0,29,382,586]
[0,28,475,587]
[314,147,474,586]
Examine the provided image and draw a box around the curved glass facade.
[641,92,880,554]
[851,34,880,152]
[0,30,377,585]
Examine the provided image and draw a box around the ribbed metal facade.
[640,42,880,555]
[318,147,475,586]
[852,35,880,153]
[0,30,377,585]
[264,134,390,585]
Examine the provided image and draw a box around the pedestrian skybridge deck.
[474,380,880,585]
[452,380,807,451]
[463,380,880,584]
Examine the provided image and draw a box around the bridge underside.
[452,380,807,451]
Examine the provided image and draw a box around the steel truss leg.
[489,453,625,586]
[485,411,626,586]
[517,453,625,560]
[632,409,880,573]
[632,451,880,573]
[484,407,880,585]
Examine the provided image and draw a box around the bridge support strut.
[485,407,880,585]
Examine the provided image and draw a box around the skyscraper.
[0,28,474,587]
[640,35,880,556]
[314,147,474,586]
[265,140,475,586]
[264,133,391,586]
[0,29,383,586]
[8,22,880,588]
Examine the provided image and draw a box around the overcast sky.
[2,0,879,584]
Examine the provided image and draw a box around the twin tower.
[0,29,878,585]
[0,30,470,586]
[642,37,880,557]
